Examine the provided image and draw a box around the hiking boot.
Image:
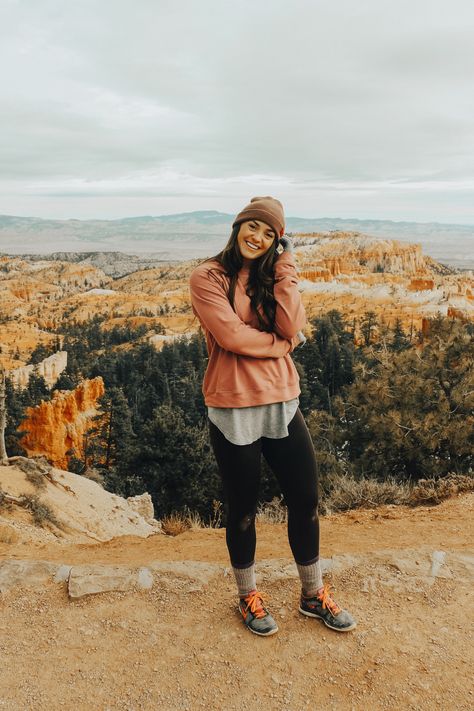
[238,589,278,636]
[299,584,357,632]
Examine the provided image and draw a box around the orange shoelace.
[241,590,269,619]
[317,584,342,616]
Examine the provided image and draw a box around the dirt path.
[1,495,473,710]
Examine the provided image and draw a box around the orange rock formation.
[19,377,105,468]
[408,278,435,291]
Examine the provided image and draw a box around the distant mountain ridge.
[1,211,473,269]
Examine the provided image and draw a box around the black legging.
[208,407,319,567]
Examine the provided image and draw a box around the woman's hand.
[295,330,306,347]
[278,234,294,253]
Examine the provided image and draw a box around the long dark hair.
[198,222,281,332]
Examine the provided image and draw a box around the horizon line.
[1,211,473,229]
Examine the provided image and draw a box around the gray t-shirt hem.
[208,396,300,445]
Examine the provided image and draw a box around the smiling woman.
[237,219,277,266]
[189,195,357,638]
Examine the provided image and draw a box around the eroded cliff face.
[19,377,105,469]
[293,232,474,336]
[8,351,68,389]
[0,234,473,373]
[297,232,429,276]
[0,256,111,302]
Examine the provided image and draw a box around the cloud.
[0,0,473,221]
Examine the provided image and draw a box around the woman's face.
[237,219,277,264]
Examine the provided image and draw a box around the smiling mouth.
[245,240,259,251]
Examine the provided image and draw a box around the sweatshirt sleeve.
[189,265,294,359]
[273,251,307,340]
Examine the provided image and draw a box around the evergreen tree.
[295,310,354,410]
[4,376,28,456]
[390,317,411,352]
[27,342,56,365]
[343,318,474,479]
[52,371,78,391]
[24,369,50,406]
[86,386,136,471]
[127,403,220,517]
[360,310,378,347]
[0,366,8,463]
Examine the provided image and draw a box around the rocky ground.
[0,493,472,711]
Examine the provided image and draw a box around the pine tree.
[295,310,354,410]
[3,376,28,456]
[390,317,410,352]
[360,311,378,347]
[52,371,78,391]
[127,403,220,518]
[343,317,474,479]
[85,386,136,471]
[24,369,50,406]
[27,343,55,365]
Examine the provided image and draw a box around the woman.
[189,196,356,636]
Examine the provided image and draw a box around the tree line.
[3,310,473,518]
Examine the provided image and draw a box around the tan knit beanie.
[232,196,285,238]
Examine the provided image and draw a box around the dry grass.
[320,474,410,515]
[160,473,473,532]
[408,474,474,505]
[82,467,106,486]
[161,500,223,536]
[253,473,474,521]
[161,512,191,536]
[0,488,63,529]
[257,496,288,524]
[320,472,474,514]
[7,456,50,491]
[22,494,64,528]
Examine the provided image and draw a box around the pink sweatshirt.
[189,251,307,407]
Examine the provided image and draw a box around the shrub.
[319,474,410,514]
[161,511,191,536]
[408,473,474,506]
[22,494,63,528]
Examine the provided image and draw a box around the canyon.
[1,231,473,468]
[1,232,472,373]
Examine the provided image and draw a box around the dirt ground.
[1,494,473,711]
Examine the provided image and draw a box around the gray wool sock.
[232,562,257,597]
[296,559,323,597]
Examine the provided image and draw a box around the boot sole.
[299,606,357,632]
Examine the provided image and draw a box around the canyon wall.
[19,377,105,469]
[8,351,68,389]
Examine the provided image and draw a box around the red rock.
[19,377,105,468]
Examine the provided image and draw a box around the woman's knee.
[238,512,256,532]
[287,495,319,520]
[227,508,257,532]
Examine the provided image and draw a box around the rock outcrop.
[408,278,435,291]
[1,233,473,375]
[0,255,110,302]
[292,232,474,334]
[297,232,429,276]
[126,493,157,525]
[8,350,67,389]
[0,457,161,546]
[19,377,105,468]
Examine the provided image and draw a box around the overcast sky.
[1,0,473,223]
